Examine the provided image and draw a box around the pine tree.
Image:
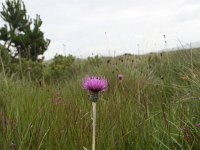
[0,0,50,61]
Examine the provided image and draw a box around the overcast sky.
[0,0,200,59]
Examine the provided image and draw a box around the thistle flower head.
[118,74,123,80]
[16,45,21,49]
[196,123,200,128]
[82,75,108,93]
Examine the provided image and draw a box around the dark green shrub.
[8,58,45,80]
[49,54,75,81]
[0,44,11,71]
[87,55,102,66]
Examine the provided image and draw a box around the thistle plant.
[117,74,123,80]
[82,75,108,150]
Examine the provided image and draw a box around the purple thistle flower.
[16,45,21,49]
[82,75,108,102]
[117,74,123,80]
[82,75,108,93]
[196,123,200,128]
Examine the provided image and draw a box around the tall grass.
[0,48,200,149]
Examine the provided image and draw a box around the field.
[0,48,200,149]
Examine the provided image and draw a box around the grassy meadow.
[0,48,200,149]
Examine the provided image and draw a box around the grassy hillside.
[0,48,200,149]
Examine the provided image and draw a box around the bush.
[87,55,102,67]
[0,44,11,71]
[49,54,75,81]
[8,58,45,80]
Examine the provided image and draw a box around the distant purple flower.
[180,127,190,139]
[16,45,21,49]
[180,127,186,131]
[82,76,108,93]
[196,123,200,128]
[117,74,123,80]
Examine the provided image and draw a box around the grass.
[0,48,200,149]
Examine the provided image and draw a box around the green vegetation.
[0,0,50,61]
[0,48,200,149]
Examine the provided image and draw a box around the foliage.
[0,44,11,70]
[0,48,200,149]
[49,54,75,81]
[7,58,45,80]
[0,0,50,61]
[87,55,102,66]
